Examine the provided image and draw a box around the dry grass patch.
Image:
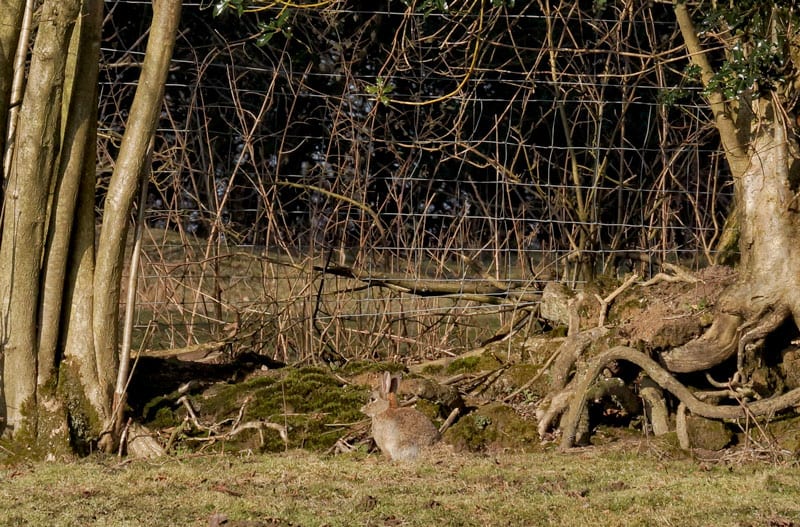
[1,444,799,526]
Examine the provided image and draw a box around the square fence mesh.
[100,1,732,362]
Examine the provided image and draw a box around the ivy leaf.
[256,10,292,46]
[212,0,228,17]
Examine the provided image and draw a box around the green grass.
[1,445,798,526]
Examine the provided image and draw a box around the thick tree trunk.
[660,105,800,374]
[659,4,800,374]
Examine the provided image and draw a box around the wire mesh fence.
[100,0,732,363]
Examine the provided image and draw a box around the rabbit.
[361,371,440,461]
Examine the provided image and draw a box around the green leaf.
[212,0,228,17]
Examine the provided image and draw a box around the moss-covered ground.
[140,366,371,453]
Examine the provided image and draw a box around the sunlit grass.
[1,445,798,526]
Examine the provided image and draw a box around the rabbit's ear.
[388,373,401,394]
[380,371,392,395]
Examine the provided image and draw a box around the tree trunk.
[39,0,104,381]
[659,4,800,374]
[93,0,181,448]
[51,0,112,453]
[0,0,26,162]
[0,0,181,455]
[0,0,81,439]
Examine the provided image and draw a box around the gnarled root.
[535,326,608,438]
[659,313,741,373]
[735,304,791,373]
[559,346,800,450]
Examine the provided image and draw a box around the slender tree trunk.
[0,0,81,438]
[93,0,182,449]
[40,0,104,389]
[0,0,26,163]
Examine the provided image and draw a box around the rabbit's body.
[361,372,440,461]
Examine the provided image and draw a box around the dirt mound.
[614,265,737,351]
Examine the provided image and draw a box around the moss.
[446,354,501,374]
[184,367,370,453]
[1,396,41,462]
[446,356,478,374]
[522,368,550,399]
[0,438,37,465]
[0,388,72,461]
[142,394,177,423]
[150,407,181,429]
[443,403,541,452]
[504,364,544,388]
[420,363,444,375]
[34,395,72,459]
[58,359,104,456]
[685,415,732,450]
[412,398,442,422]
[481,364,550,401]
[762,416,800,454]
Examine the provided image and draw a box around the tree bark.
[0,0,81,436]
[0,0,181,454]
[561,346,800,449]
[673,2,749,173]
[660,3,800,374]
[93,0,182,447]
[0,0,26,163]
[40,0,104,389]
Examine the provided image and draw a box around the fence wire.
[101,0,733,362]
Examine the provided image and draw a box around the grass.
[1,443,798,526]
[132,240,511,360]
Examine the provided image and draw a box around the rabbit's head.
[360,371,398,416]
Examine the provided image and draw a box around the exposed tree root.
[735,304,791,374]
[659,313,742,372]
[550,326,609,391]
[641,262,699,287]
[537,389,574,439]
[639,378,669,436]
[594,273,638,327]
[559,346,800,450]
[535,326,608,437]
[586,377,640,416]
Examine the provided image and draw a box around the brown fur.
[361,372,440,461]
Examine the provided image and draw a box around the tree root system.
[559,346,800,450]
